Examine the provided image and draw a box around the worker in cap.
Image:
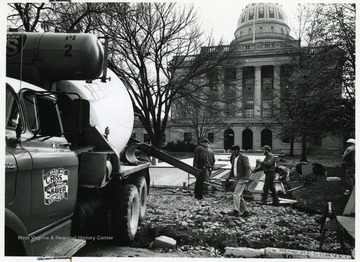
[193,138,211,200]
[261,145,271,151]
[346,138,355,144]
[250,145,279,206]
[231,145,240,151]
[227,145,251,217]
[343,138,355,195]
[201,138,210,144]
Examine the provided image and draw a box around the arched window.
[242,129,253,150]
[261,129,272,149]
[224,129,234,150]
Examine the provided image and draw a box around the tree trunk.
[301,133,308,162]
[151,135,163,149]
[289,137,295,156]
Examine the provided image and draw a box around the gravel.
[131,187,353,257]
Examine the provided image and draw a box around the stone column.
[273,65,281,111]
[236,67,243,117]
[254,66,262,117]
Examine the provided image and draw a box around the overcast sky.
[2,0,351,44]
[192,0,355,44]
[193,0,301,44]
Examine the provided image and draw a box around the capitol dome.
[234,3,293,44]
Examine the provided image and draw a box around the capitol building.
[135,3,343,155]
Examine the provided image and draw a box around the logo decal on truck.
[7,34,27,58]
[43,168,69,205]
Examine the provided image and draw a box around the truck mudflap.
[125,139,201,178]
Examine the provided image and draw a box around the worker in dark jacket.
[343,138,355,195]
[207,145,216,193]
[193,138,211,200]
[227,145,251,217]
[251,145,279,206]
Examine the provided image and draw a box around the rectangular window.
[262,99,272,117]
[144,134,150,144]
[207,69,218,83]
[244,100,254,118]
[245,100,254,108]
[243,67,255,100]
[269,7,275,18]
[262,66,274,92]
[280,64,294,98]
[245,109,254,118]
[6,87,20,130]
[244,78,254,91]
[184,132,192,143]
[208,132,214,143]
[243,67,255,88]
[249,9,254,20]
[224,83,237,117]
[23,92,61,136]
[278,10,283,20]
[259,7,264,18]
[24,95,39,132]
[263,78,273,90]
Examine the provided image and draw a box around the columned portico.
[254,66,262,116]
[161,3,343,156]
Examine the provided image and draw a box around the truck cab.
[5,78,81,256]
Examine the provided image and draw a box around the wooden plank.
[265,247,352,259]
[212,169,230,180]
[343,187,355,215]
[336,216,355,240]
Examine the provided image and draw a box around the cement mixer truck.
[5,32,201,257]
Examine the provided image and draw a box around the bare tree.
[172,59,242,145]
[7,3,50,31]
[94,3,237,148]
[7,2,106,33]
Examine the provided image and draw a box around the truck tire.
[111,184,139,244]
[5,228,26,256]
[132,176,148,222]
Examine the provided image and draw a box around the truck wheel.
[133,176,148,222]
[5,228,26,256]
[111,184,139,244]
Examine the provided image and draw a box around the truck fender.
[5,208,32,255]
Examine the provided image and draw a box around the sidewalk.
[149,154,265,188]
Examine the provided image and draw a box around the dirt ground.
[76,153,355,258]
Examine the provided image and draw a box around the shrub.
[163,141,197,152]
